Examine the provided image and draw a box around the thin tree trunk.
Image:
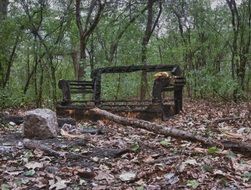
[75,0,105,79]
[3,34,20,88]
[37,64,44,107]
[140,0,162,100]
[24,51,45,94]
[49,59,57,104]
[71,49,79,79]
[0,0,8,19]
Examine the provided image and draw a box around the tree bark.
[226,0,251,91]
[2,33,20,88]
[90,108,251,155]
[0,0,8,19]
[75,0,105,80]
[140,0,162,100]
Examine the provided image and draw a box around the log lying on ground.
[23,139,65,157]
[0,114,24,125]
[23,139,85,160]
[0,114,76,127]
[89,108,251,155]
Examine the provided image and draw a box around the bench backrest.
[91,64,184,104]
[58,80,93,104]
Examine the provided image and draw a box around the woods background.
[0,0,251,108]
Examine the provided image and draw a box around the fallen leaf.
[5,170,23,176]
[119,171,137,182]
[34,177,48,189]
[75,168,96,179]
[184,159,198,166]
[49,177,69,190]
[187,179,200,189]
[24,169,36,177]
[60,129,88,140]
[207,147,219,154]
[1,184,10,190]
[95,171,114,184]
[242,172,251,182]
[160,139,171,147]
[130,143,140,152]
[213,169,225,176]
[136,186,144,190]
[143,156,155,163]
[164,173,179,185]
[25,161,43,170]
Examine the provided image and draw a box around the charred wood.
[0,114,76,128]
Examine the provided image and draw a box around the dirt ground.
[0,100,251,189]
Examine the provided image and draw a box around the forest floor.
[0,100,251,190]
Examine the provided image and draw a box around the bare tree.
[75,0,105,80]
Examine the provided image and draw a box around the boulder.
[23,109,59,139]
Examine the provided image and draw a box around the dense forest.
[0,0,251,108]
[1,1,251,189]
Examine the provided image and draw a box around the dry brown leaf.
[60,129,88,140]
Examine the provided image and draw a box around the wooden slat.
[71,90,94,94]
[68,80,93,84]
[70,87,93,90]
[69,83,93,85]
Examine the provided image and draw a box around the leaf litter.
[0,100,251,189]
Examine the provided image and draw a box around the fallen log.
[23,139,66,157]
[0,114,76,127]
[89,108,251,155]
[0,114,23,125]
[23,139,85,160]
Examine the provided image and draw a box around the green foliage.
[242,172,251,182]
[160,139,171,148]
[24,169,36,177]
[186,66,241,100]
[207,146,220,155]
[1,184,10,190]
[0,87,32,108]
[130,143,140,152]
[0,0,250,109]
[187,179,200,189]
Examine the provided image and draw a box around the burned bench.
[58,80,94,105]
[56,64,185,120]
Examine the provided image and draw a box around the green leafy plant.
[160,139,171,148]
[130,143,140,152]
[207,147,220,155]
[187,179,200,189]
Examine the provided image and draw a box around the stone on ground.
[23,109,59,139]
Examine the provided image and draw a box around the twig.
[209,117,242,124]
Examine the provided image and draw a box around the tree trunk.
[71,48,79,79]
[90,108,251,155]
[140,0,162,100]
[37,64,44,107]
[0,0,8,19]
[2,34,20,88]
[140,0,154,100]
[75,0,105,80]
